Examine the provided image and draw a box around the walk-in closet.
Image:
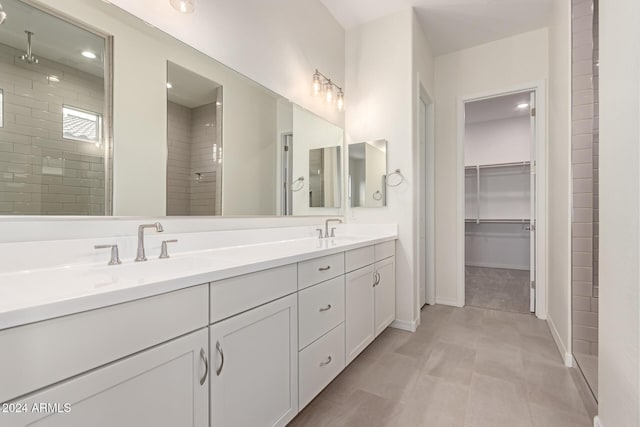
[464,92,535,314]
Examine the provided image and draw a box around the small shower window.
[0,89,4,128]
[62,105,102,144]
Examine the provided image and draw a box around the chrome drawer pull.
[216,341,224,376]
[319,304,332,312]
[320,356,332,366]
[318,265,331,271]
[199,348,208,385]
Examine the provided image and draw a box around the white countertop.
[0,228,396,330]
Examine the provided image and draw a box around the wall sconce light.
[170,0,195,13]
[312,69,344,111]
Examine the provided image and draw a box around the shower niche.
[166,62,222,216]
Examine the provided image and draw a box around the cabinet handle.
[216,341,224,376]
[320,356,332,367]
[319,304,332,312]
[318,265,331,271]
[200,348,208,386]
[373,271,380,287]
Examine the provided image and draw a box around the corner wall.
[433,29,549,306]
[547,0,572,364]
[345,9,434,328]
[598,0,640,424]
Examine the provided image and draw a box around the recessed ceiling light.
[166,82,173,89]
[81,50,97,59]
[48,75,60,83]
[516,103,529,109]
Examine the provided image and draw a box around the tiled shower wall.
[167,96,220,216]
[572,0,599,357]
[0,43,106,215]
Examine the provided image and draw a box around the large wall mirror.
[349,140,387,208]
[0,0,344,217]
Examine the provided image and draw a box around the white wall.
[546,0,572,364]
[598,0,640,424]
[345,9,435,329]
[108,0,345,128]
[464,116,530,166]
[433,29,548,305]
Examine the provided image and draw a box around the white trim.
[390,318,418,332]
[547,316,572,367]
[435,297,461,307]
[456,81,548,318]
[593,415,602,427]
[464,261,530,271]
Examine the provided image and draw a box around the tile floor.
[465,266,531,314]
[289,305,595,427]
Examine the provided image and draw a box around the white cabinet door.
[210,294,298,427]
[345,264,375,365]
[374,257,396,337]
[3,328,209,427]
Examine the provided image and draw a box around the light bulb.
[325,82,334,103]
[166,82,173,89]
[312,71,321,96]
[170,0,195,13]
[516,103,529,109]
[336,89,344,111]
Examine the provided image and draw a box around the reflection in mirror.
[349,140,387,208]
[166,62,222,216]
[0,0,109,215]
[308,146,341,208]
[291,105,344,215]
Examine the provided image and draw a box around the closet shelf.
[465,218,531,224]
[465,161,531,170]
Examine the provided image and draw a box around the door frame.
[456,81,547,319]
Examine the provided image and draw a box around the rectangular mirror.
[349,140,387,208]
[308,146,341,208]
[0,0,110,215]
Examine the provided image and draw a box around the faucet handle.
[330,227,337,238]
[95,244,122,265]
[159,239,178,259]
[316,228,324,239]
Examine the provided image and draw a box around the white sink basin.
[94,256,216,279]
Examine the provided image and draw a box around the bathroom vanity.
[0,224,396,427]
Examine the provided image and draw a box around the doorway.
[462,91,536,314]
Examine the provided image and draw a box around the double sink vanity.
[0,222,397,427]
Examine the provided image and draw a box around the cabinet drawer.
[210,264,297,323]
[298,253,345,290]
[299,323,345,410]
[374,241,395,262]
[345,245,374,272]
[0,284,208,404]
[298,276,345,350]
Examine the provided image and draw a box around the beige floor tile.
[394,374,469,427]
[463,373,533,427]
[327,390,404,427]
[422,341,477,386]
[528,403,592,427]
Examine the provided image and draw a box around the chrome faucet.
[135,222,164,262]
[324,218,342,238]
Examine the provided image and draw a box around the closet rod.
[464,161,531,170]
[465,219,531,224]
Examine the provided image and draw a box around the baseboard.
[435,297,460,307]
[390,318,417,332]
[547,316,572,367]
[465,261,529,271]
[593,415,602,427]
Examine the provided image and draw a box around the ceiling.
[0,0,105,77]
[167,62,221,109]
[319,0,552,55]
[465,91,533,124]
